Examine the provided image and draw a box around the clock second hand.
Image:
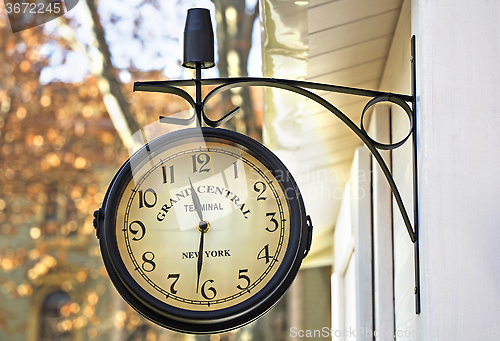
[189,178,208,293]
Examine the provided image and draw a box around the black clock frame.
[95,127,312,334]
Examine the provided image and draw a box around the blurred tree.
[0,9,131,339]
[212,0,262,140]
[0,0,266,339]
[83,0,140,144]
[0,5,187,340]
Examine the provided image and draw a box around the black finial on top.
[183,8,215,69]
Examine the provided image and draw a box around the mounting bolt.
[414,286,418,294]
[410,56,414,62]
[303,215,313,258]
[93,208,102,239]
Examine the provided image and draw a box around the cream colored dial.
[115,139,290,311]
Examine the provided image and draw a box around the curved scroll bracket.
[134,78,416,241]
[133,36,420,314]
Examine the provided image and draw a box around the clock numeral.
[201,279,217,300]
[138,188,157,208]
[254,181,267,201]
[237,269,251,290]
[257,244,271,264]
[162,165,175,184]
[192,153,211,173]
[167,273,180,294]
[265,212,279,232]
[128,220,146,241]
[141,252,156,272]
[233,160,239,179]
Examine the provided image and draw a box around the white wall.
[332,147,372,341]
[412,0,500,339]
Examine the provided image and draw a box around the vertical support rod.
[195,62,202,127]
[411,35,421,314]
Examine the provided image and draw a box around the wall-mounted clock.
[94,127,312,334]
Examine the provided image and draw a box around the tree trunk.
[212,0,261,140]
[84,0,140,146]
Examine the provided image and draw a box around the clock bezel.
[99,127,309,334]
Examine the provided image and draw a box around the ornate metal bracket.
[133,36,420,314]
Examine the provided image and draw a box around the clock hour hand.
[189,177,204,222]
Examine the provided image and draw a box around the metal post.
[411,35,421,314]
[195,63,202,127]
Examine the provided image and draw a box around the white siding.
[412,0,500,339]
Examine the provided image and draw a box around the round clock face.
[99,128,309,333]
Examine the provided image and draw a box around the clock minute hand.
[189,178,203,221]
[196,224,206,293]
